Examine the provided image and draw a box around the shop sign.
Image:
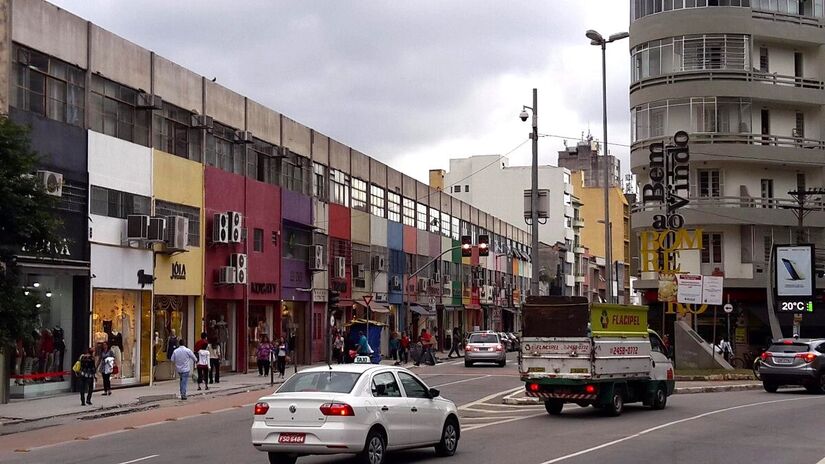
[641,131,690,231]
[775,244,815,313]
[171,262,187,280]
[21,238,72,257]
[251,282,277,294]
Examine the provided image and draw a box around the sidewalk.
[0,369,289,427]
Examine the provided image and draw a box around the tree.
[0,115,62,403]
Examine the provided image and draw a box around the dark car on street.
[759,338,825,393]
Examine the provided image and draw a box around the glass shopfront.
[92,289,141,385]
[152,295,188,364]
[206,301,236,370]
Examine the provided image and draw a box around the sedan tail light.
[795,352,817,363]
[760,352,770,361]
[495,344,504,352]
[254,402,270,415]
[320,402,355,416]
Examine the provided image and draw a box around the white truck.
[518,296,674,416]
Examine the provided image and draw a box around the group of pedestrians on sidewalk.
[168,332,224,400]
[254,336,289,379]
[74,342,117,406]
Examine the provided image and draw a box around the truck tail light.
[527,383,540,392]
[584,385,597,394]
[320,402,355,416]
[254,402,270,415]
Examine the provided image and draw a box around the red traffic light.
[478,235,489,257]
[461,235,472,257]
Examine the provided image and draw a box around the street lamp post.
[586,29,628,304]
[520,89,540,298]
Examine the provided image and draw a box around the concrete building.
[431,155,575,295]
[557,135,622,188]
[629,0,825,344]
[5,0,532,397]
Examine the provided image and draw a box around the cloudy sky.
[50,0,632,185]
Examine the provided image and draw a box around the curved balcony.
[630,195,825,229]
[630,133,825,170]
[630,69,824,95]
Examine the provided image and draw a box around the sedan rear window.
[768,344,808,353]
[278,372,362,393]
[469,334,498,344]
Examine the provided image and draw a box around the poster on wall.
[701,275,724,305]
[775,245,814,297]
[658,273,677,303]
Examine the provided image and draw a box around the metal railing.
[630,195,825,213]
[631,132,825,152]
[752,9,823,28]
[630,69,824,94]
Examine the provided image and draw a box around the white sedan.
[251,363,460,464]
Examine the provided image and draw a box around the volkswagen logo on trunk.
[289,405,297,414]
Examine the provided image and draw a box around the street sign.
[723,303,733,314]
[362,295,373,307]
[701,276,724,305]
[676,274,703,304]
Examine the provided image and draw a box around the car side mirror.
[428,388,440,398]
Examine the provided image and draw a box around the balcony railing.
[630,69,824,94]
[752,8,823,28]
[631,132,825,152]
[631,195,825,213]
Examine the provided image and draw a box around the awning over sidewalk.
[335,299,356,308]
[464,304,481,311]
[445,306,463,312]
[409,304,436,317]
[367,303,391,313]
[501,307,516,313]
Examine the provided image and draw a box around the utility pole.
[520,89,540,298]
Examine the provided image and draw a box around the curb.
[501,384,763,405]
[675,374,756,381]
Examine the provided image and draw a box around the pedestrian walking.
[332,331,344,364]
[447,327,462,358]
[396,331,410,365]
[98,341,115,395]
[170,339,196,400]
[208,339,222,384]
[389,332,399,362]
[196,343,210,391]
[76,347,96,406]
[415,329,435,366]
[166,331,178,380]
[194,331,209,353]
[275,336,288,379]
[256,336,273,376]
[357,331,372,356]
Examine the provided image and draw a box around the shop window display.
[206,303,233,368]
[92,289,139,382]
[248,306,271,368]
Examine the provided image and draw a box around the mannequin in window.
[216,316,229,361]
[104,320,123,379]
[53,326,66,381]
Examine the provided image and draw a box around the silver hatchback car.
[759,338,825,393]
[464,332,506,367]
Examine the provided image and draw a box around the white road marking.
[116,455,159,464]
[432,375,491,388]
[816,456,825,464]
[459,386,523,410]
[539,396,823,464]
[463,413,546,431]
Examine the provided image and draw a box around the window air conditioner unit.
[310,245,326,271]
[217,266,237,285]
[126,215,150,241]
[355,264,366,279]
[417,277,427,293]
[212,213,229,244]
[227,211,243,243]
[36,170,63,197]
[165,215,189,250]
[443,285,452,297]
[191,114,214,129]
[230,253,248,284]
[433,273,441,285]
[234,130,254,144]
[375,293,387,302]
[371,255,386,272]
[147,217,166,243]
[136,92,163,110]
[335,256,346,278]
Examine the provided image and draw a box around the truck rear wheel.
[545,400,563,415]
[605,391,624,417]
[651,384,667,410]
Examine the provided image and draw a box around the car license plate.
[279,433,306,444]
[570,368,589,374]
[527,367,545,373]
[480,347,490,351]
[774,357,793,364]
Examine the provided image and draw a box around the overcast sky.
[50,0,632,186]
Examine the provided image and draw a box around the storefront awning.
[501,307,516,313]
[464,304,481,311]
[409,304,436,317]
[445,306,463,312]
[335,299,356,308]
[367,303,391,313]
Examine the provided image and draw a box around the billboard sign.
[775,244,815,313]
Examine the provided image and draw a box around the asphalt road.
[5,353,825,464]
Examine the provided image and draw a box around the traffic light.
[478,235,489,257]
[328,289,340,309]
[461,235,472,257]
